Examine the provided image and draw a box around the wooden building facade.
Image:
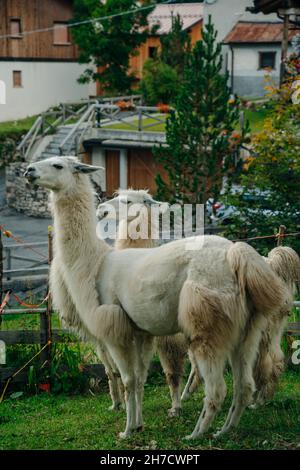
[83,131,169,197]
[0,0,91,122]
[0,0,78,60]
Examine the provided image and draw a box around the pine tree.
[154,16,245,206]
[160,14,191,78]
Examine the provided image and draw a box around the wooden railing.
[3,242,48,281]
[16,95,143,160]
[58,103,168,156]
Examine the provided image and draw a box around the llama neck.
[50,176,110,342]
[115,214,157,250]
[52,177,107,264]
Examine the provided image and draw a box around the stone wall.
[5,162,51,218]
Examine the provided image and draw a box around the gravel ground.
[0,171,51,269]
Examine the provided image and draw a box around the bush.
[222,78,300,255]
[140,59,179,106]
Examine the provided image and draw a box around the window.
[148,46,157,59]
[13,71,22,88]
[53,22,70,45]
[259,51,276,70]
[10,18,22,38]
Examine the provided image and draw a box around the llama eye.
[53,164,63,170]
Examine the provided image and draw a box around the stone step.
[47,145,63,151]
[57,126,76,132]
[55,129,73,135]
[53,132,71,139]
[50,138,73,145]
[40,152,61,159]
[43,147,60,155]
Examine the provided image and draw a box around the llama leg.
[214,313,269,437]
[185,351,227,440]
[156,335,186,417]
[51,268,124,410]
[135,333,154,430]
[104,342,138,439]
[181,368,195,401]
[181,351,202,401]
[216,355,255,437]
[96,346,123,411]
[216,329,265,436]
[253,325,285,407]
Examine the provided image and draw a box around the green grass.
[244,107,270,134]
[105,108,269,135]
[105,115,166,133]
[0,115,39,136]
[0,371,299,450]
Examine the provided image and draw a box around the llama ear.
[73,163,104,174]
[145,197,168,207]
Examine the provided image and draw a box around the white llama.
[253,246,300,405]
[24,156,292,440]
[98,191,300,408]
[97,188,188,417]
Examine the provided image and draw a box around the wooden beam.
[3,276,48,291]
[0,363,107,384]
[286,322,300,336]
[280,14,290,85]
[4,266,49,278]
[0,329,76,344]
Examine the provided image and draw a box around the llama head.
[24,156,103,192]
[96,188,168,221]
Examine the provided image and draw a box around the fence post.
[5,247,11,281]
[40,226,53,381]
[138,109,142,131]
[62,103,66,123]
[277,225,286,246]
[0,231,3,327]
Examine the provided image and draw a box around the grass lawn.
[244,107,270,134]
[0,371,299,450]
[105,115,166,133]
[0,115,38,136]
[105,108,269,135]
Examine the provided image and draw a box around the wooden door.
[106,150,120,196]
[127,149,167,194]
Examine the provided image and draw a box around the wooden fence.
[0,229,107,387]
[0,226,299,388]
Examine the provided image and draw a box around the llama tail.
[227,242,292,315]
[267,246,300,295]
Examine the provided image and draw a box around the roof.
[247,0,298,14]
[148,3,203,35]
[224,21,299,44]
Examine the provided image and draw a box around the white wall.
[91,146,106,191]
[0,61,90,122]
[229,44,295,97]
[203,0,280,43]
[203,0,281,75]
[232,44,282,77]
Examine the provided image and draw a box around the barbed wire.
[232,231,300,243]
[0,340,52,404]
[0,224,48,260]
